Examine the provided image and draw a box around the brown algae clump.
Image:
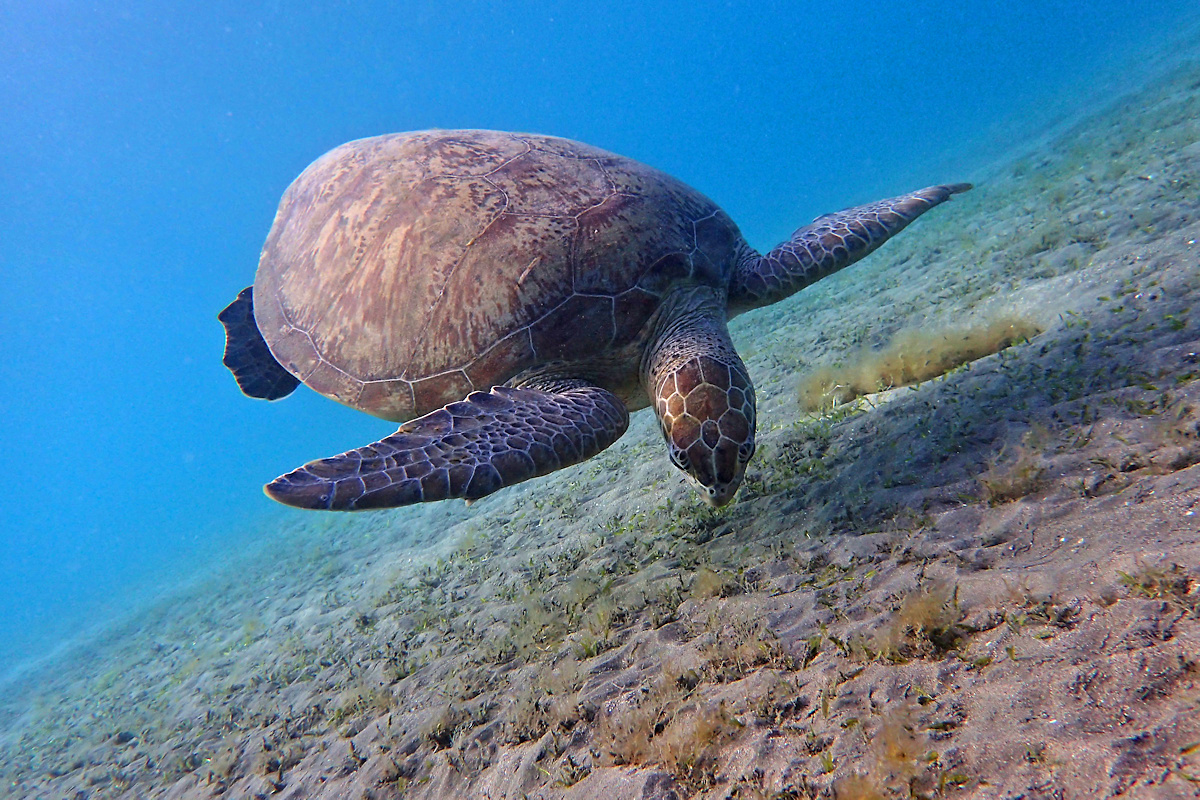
[798,315,1042,411]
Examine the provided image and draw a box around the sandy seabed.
[4,50,1200,800]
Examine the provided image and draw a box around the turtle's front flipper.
[729,183,972,313]
[218,287,301,400]
[265,383,629,510]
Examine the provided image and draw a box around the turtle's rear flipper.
[218,287,300,400]
[264,383,629,510]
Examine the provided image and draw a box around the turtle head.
[653,355,757,507]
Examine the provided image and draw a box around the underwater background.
[4,5,1200,794]
[3,0,1195,680]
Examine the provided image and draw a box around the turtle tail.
[728,183,972,314]
[218,287,301,400]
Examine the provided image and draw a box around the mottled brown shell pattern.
[253,130,745,422]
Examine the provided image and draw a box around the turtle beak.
[700,475,740,507]
[667,429,754,508]
[697,439,752,507]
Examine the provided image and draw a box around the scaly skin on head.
[643,288,757,506]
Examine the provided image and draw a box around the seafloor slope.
[3,54,1200,800]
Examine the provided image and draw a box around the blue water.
[2,1,1197,680]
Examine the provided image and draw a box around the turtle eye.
[737,442,755,462]
[670,449,690,470]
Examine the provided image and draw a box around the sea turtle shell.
[253,130,745,422]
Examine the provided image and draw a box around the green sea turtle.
[219,130,969,510]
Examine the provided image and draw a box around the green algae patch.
[798,315,1043,411]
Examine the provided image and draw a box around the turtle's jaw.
[697,469,743,508]
[673,437,753,508]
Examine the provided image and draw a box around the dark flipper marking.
[218,287,301,400]
[264,383,630,510]
[729,183,972,313]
